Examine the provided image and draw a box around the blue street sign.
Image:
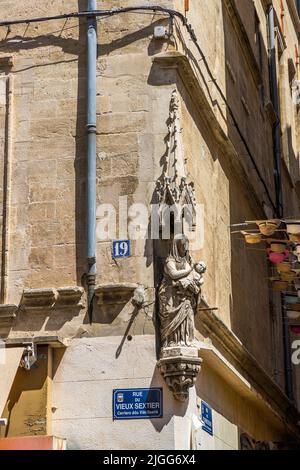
[112,240,131,259]
[201,401,213,436]
[113,388,163,420]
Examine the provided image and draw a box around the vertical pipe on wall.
[86,0,97,320]
[1,74,14,304]
[267,5,283,218]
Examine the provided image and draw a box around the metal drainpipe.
[281,294,294,401]
[86,0,97,319]
[1,74,14,304]
[267,5,283,218]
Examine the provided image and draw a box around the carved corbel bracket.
[56,287,84,308]
[21,287,84,311]
[158,347,202,401]
[22,288,57,309]
[94,283,138,305]
[0,304,17,325]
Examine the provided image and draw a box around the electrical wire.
[0,6,176,27]
[0,4,278,213]
[0,14,114,52]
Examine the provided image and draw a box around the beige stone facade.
[0,0,300,450]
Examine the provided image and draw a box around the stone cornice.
[21,286,84,311]
[198,306,300,440]
[0,304,17,326]
[22,288,57,309]
[56,287,84,307]
[94,283,138,305]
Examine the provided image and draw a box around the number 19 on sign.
[112,240,131,259]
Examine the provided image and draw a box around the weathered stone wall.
[0,1,86,304]
[0,0,278,364]
[0,0,299,447]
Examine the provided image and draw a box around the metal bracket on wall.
[20,343,37,371]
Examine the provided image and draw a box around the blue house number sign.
[112,240,131,259]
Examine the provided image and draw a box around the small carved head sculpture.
[195,261,207,275]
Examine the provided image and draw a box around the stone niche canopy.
[155,89,197,232]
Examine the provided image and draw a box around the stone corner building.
[0,0,300,450]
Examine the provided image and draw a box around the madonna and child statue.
[158,234,206,349]
[157,234,206,401]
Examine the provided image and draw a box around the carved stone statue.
[159,235,206,348]
[156,90,206,401]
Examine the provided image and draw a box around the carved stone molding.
[0,304,17,325]
[22,288,57,309]
[56,287,84,308]
[158,347,202,401]
[21,287,84,311]
[94,283,138,305]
